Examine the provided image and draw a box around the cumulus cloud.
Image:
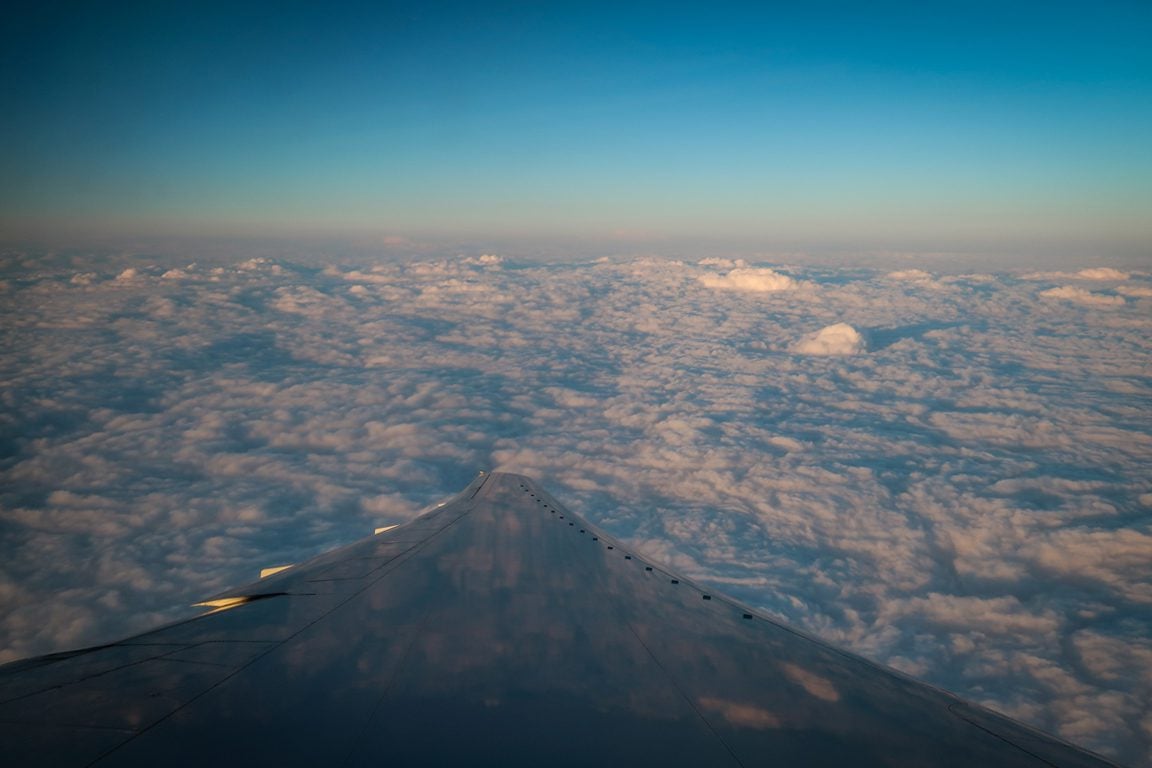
[699,267,798,292]
[885,269,934,281]
[0,252,1149,765]
[697,257,747,269]
[1022,267,1131,281]
[791,322,865,355]
[1022,529,1152,604]
[460,253,504,267]
[1039,286,1126,306]
[236,257,284,274]
[881,594,1063,637]
[1077,267,1130,280]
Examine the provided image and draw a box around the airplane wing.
[0,472,1120,767]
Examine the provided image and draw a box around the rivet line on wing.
[519,481,758,627]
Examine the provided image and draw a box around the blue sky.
[2,1,1150,256]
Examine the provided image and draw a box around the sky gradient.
[2,1,1151,257]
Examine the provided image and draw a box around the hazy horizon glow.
[3,1,1151,255]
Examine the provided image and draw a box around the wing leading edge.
[0,472,1119,767]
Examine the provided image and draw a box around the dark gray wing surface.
[0,472,1120,767]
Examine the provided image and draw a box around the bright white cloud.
[699,267,798,292]
[460,253,504,267]
[791,322,865,355]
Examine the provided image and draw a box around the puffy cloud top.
[885,269,934,281]
[697,257,747,269]
[461,254,504,267]
[1022,267,1132,282]
[1076,268,1129,281]
[1039,286,1125,306]
[792,322,865,355]
[699,267,797,292]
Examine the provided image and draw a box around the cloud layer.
[0,253,1149,764]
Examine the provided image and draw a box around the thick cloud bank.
[1040,286,1127,306]
[1,254,1150,765]
[1077,267,1130,280]
[885,269,934,281]
[792,322,865,355]
[1024,267,1133,282]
